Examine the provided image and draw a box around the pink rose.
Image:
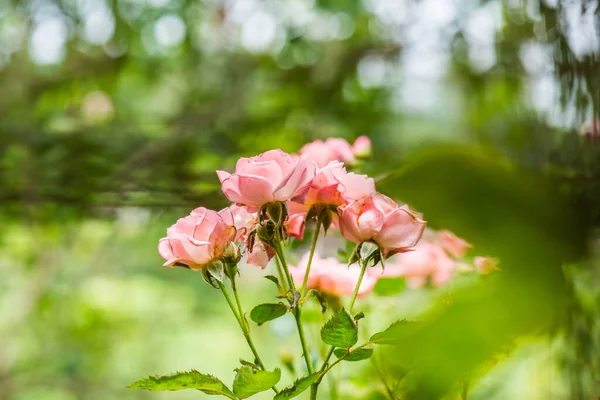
[352,136,371,158]
[370,241,456,288]
[438,230,471,258]
[289,253,377,297]
[305,162,375,206]
[285,211,306,240]
[219,204,257,242]
[217,149,317,208]
[158,207,236,270]
[247,240,274,269]
[299,137,371,168]
[339,193,426,257]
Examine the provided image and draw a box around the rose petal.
[375,207,426,253]
[273,158,317,201]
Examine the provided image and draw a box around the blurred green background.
[1,0,599,399]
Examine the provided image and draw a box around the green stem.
[273,230,314,374]
[301,220,321,295]
[348,260,367,312]
[274,256,288,292]
[218,280,278,393]
[274,244,295,291]
[311,257,369,397]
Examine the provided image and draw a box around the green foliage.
[273,373,320,400]
[373,277,406,296]
[250,303,288,325]
[320,309,358,348]
[232,367,281,399]
[377,147,589,398]
[370,320,413,345]
[334,347,374,361]
[128,370,236,398]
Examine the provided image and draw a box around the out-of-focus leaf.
[376,147,589,398]
[373,277,406,296]
[370,320,413,345]
[128,370,235,398]
[232,367,280,398]
[320,309,358,348]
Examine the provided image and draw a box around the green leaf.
[320,309,358,348]
[232,367,281,399]
[373,278,406,296]
[370,320,413,345]
[334,347,374,361]
[273,373,319,400]
[128,370,235,398]
[250,303,288,325]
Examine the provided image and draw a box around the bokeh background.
[1,0,599,399]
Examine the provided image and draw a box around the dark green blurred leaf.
[373,277,406,296]
[370,320,413,345]
[376,147,589,398]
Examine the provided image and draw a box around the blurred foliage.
[1,0,599,399]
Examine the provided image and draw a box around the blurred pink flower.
[290,252,377,297]
[158,207,236,270]
[217,149,317,207]
[339,193,426,257]
[438,230,471,258]
[370,241,457,288]
[352,136,371,158]
[299,137,372,168]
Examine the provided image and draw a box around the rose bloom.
[299,136,371,168]
[158,207,235,270]
[306,161,375,206]
[438,230,471,258]
[217,149,317,208]
[339,193,426,257]
[219,204,257,242]
[369,241,457,288]
[290,252,377,297]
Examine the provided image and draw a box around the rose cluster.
[158,136,495,295]
[158,136,427,278]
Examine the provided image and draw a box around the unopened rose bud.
[352,136,372,158]
[266,201,288,227]
[256,221,276,246]
[222,241,241,264]
[474,256,500,275]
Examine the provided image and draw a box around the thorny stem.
[301,219,321,295]
[217,280,278,394]
[274,229,314,375]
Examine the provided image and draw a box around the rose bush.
[137,137,497,400]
